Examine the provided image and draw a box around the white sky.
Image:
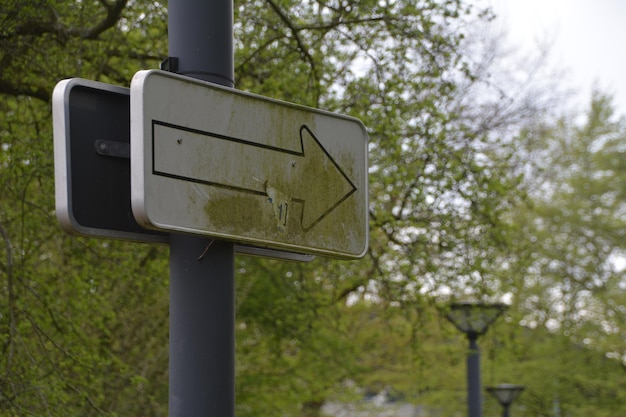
[486,0,626,116]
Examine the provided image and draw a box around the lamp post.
[486,384,525,417]
[445,302,507,417]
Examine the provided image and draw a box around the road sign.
[52,77,314,261]
[131,70,368,259]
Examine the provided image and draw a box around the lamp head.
[445,302,508,337]
[486,384,525,406]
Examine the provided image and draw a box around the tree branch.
[11,0,128,41]
[0,79,50,102]
[0,221,16,376]
[265,0,321,102]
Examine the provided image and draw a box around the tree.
[231,0,551,414]
[1,1,170,415]
[3,0,616,416]
[2,0,495,414]
[493,91,626,416]
[512,92,626,351]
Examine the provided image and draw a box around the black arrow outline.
[295,125,357,230]
[151,120,357,231]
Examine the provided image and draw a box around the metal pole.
[169,236,235,417]
[467,334,482,417]
[503,404,510,417]
[168,1,235,417]
[168,0,234,87]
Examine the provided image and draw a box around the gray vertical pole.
[168,0,234,87]
[168,1,235,417]
[467,335,482,417]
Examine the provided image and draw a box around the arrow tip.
[298,125,357,230]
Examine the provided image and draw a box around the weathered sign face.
[131,70,368,259]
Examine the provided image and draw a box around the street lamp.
[486,384,525,417]
[445,302,508,417]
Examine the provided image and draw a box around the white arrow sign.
[131,70,368,259]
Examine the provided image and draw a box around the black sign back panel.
[51,79,166,243]
[67,85,166,239]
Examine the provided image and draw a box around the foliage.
[233,0,523,414]
[506,93,626,345]
[1,1,169,415]
[488,92,626,416]
[2,0,626,416]
[483,313,626,417]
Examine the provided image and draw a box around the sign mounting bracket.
[94,139,131,159]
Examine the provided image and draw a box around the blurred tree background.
[1,0,625,416]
